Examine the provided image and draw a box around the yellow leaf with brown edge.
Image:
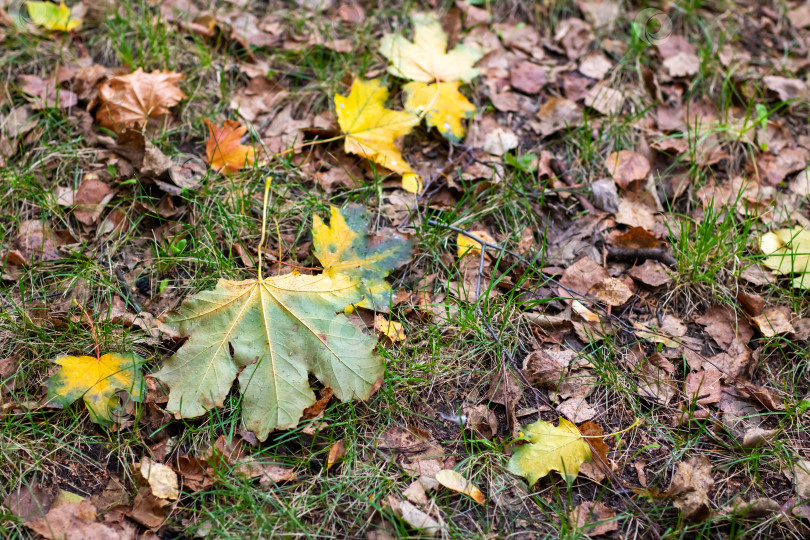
[155,205,414,441]
[507,418,592,485]
[46,352,145,425]
[335,78,420,192]
[457,230,496,258]
[27,1,81,31]
[205,119,256,173]
[435,469,485,504]
[403,81,475,142]
[381,12,482,83]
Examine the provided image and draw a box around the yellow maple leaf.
[507,418,592,485]
[335,78,420,192]
[760,227,810,289]
[380,12,482,83]
[403,81,475,141]
[27,1,81,31]
[46,352,145,425]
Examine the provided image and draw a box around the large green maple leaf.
[155,205,413,440]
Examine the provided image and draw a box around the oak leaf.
[27,1,81,31]
[204,119,256,173]
[403,81,475,141]
[381,12,482,83]
[155,205,414,440]
[335,78,420,192]
[46,352,145,425]
[96,68,186,133]
[507,418,592,484]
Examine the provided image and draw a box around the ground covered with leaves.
[2,0,810,538]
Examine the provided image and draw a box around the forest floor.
[2,0,810,538]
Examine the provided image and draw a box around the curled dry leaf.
[97,68,186,133]
[435,469,485,504]
[326,440,345,469]
[667,456,714,521]
[204,119,256,173]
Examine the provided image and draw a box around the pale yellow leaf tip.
[435,469,486,504]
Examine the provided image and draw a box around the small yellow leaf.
[335,78,419,189]
[46,352,145,425]
[401,173,422,194]
[381,12,482,83]
[760,227,810,288]
[27,1,81,31]
[374,315,406,342]
[507,418,592,485]
[457,230,496,258]
[327,440,345,469]
[403,82,475,142]
[140,457,179,500]
[435,469,485,504]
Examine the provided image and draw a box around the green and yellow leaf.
[335,78,420,192]
[760,227,810,288]
[507,418,592,485]
[380,12,482,83]
[27,1,81,31]
[46,352,145,425]
[403,81,475,142]
[313,204,414,310]
[155,205,414,441]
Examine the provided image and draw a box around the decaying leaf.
[381,12,482,84]
[46,352,145,425]
[435,469,485,504]
[27,1,81,31]
[507,418,592,484]
[155,205,413,440]
[402,81,474,141]
[313,204,414,310]
[204,119,256,173]
[97,69,186,133]
[760,227,810,288]
[667,455,715,520]
[335,78,420,192]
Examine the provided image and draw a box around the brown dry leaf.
[694,305,754,349]
[509,61,547,94]
[73,176,114,226]
[97,69,186,133]
[615,193,658,230]
[230,77,288,122]
[387,496,444,537]
[636,353,677,405]
[558,396,597,423]
[763,76,807,102]
[327,440,345,469]
[684,369,723,405]
[569,501,618,537]
[584,84,624,116]
[628,260,672,287]
[578,420,611,482]
[27,500,134,540]
[127,487,165,528]
[174,456,214,492]
[559,256,608,297]
[403,480,429,506]
[606,150,650,190]
[760,147,808,185]
[204,119,256,173]
[3,479,58,523]
[18,74,78,110]
[535,97,583,136]
[590,276,633,306]
[579,52,612,80]
[463,404,498,439]
[555,18,593,59]
[752,308,794,337]
[634,314,686,348]
[16,220,62,263]
[663,52,700,77]
[667,456,715,521]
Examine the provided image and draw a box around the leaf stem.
[257,177,272,281]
